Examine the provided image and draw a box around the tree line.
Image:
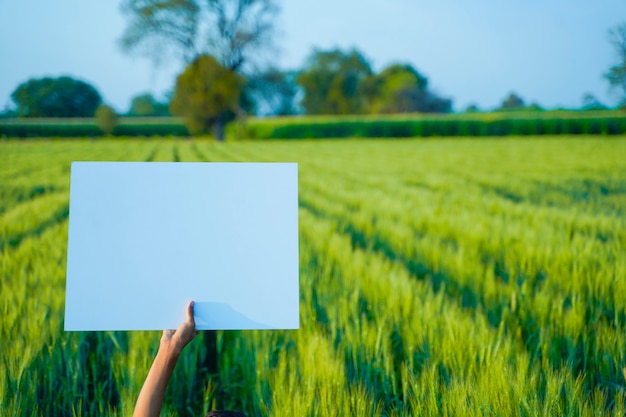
[4,49,453,139]
[3,0,626,140]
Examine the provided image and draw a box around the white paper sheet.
[64,162,299,331]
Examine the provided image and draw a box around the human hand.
[160,301,199,357]
[133,301,199,417]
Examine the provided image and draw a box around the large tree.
[605,22,626,107]
[169,54,243,139]
[119,0,279,72]
[10,76,102,117]
[296,48,373,115]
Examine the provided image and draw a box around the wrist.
[158,339,183,360]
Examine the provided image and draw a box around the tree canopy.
[169,54,243,139]
[119,0,279,71]
[10,76,102,117]
[296,48,373,115]
[297,49,452,115]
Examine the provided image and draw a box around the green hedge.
[2,112,625,139]
[0,117,189,138]
[234,113,626,139]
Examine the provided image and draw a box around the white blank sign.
[65,162,299,331]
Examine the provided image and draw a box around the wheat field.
[1,136,625,416]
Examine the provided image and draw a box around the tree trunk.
[214,117,225,141]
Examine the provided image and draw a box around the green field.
[1,136,626,416]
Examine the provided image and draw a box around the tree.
[128,93,170,116]
[296,48,373,115]
[10,76,102,117]
[0,104,17,119]
[581,93,607,111]
[500,92,525,110]
[95,104,119,135]
[367,63,452,114]
[605,23,626,107]
[465,103,480,113]
[169,54,243,139]
[119,0,279,72]
[245,68,300,116]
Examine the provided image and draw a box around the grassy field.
[1,136,625,416]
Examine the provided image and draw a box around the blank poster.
[65,162,299,331]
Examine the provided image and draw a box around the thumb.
[186,300,195,324]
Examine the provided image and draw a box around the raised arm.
[133,301,199,417]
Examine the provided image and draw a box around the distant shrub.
[95,105,118,135]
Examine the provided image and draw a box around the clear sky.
[1,0,624,113]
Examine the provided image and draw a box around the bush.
[95,105,118,135]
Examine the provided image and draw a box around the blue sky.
[1,0,624,113]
